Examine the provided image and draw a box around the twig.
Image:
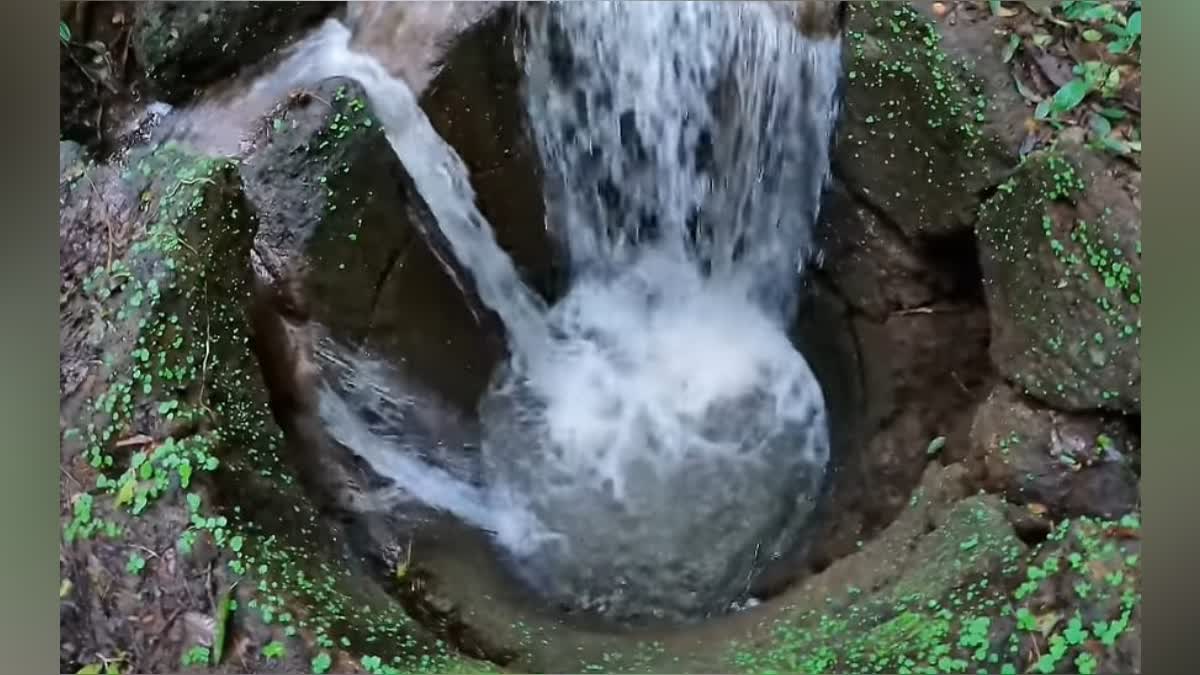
[61,466,82,489]
[205,561,216,612]
[950,371,970,394]
[197,312,212,407]
[132,544,162,560]
[893,304,966,316]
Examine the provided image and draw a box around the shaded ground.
[59,2,1141,674]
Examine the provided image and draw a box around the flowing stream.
[279,2,844,622]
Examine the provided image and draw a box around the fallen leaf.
[1035,611,1063,637]
[212,588,234,666]
[60,578,74,598]
[1018,0,1056,16]
[1002,33,1021,62]
[1033,51,1075,88]
[1104,526,1140,540]
[182,611,216,647]
[988,0,1019,17]
[1027,502,1048,516]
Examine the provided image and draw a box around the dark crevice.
[919,228,988,306]
[363,239,410,338]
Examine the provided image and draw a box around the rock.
[346,1,500,94]
[912,0,1036,156]
[967,384,1139,520]
[816,181,963,319]
[975,144,1141,414]
[420,6,557,301]
[835,2,1013,239]
[58,143,269,673]
[132,1,339,104]
[796,305,992,573]
[241,77,504,411]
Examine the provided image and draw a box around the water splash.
[298,1,844,622]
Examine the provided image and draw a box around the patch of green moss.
[62,141,487,673]
[842,2,1002,190]
[725,509,1139,675]
[976,147,1140,406]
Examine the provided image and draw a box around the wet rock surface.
[132,1,340,104]
[59,2,1140,673]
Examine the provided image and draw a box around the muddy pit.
[59,3,1141,674]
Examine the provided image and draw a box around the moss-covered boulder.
[975,144,1141,414]
[721,465,1141,675]
[133,1,339,104]
[835,2,1013,239]
[966,384,1139,520]
[57,141,491,674]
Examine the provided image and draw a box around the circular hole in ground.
[218,2,993,667]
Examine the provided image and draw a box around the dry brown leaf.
[1032,50,1074,88]
[115,434,154,447]
[1035,610,1062,637]
[182,611,216,647]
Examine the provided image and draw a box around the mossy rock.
[835,1,1013,239]
[724,469,1141,675]
[975,144,1141,415]
[132,1,339,104]
[58,141,491,674]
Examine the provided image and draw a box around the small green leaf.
[212,589,234,665]
[1082,29,1103,42]
[1099,107,1128,120]
[1126,11,1141,37]
[1052,78,1091,113]
[76,665,102,675]
[926,436,947,456]
[263,641,286,660]
[1089,114,1112,138]
[230,535,244,553]
[115,479,137,507]
[1002,34,1021,63]
[60,21,72,44]
[312,652,332,674]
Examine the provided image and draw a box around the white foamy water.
[295,2,844,622]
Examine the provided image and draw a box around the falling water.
[296,1,845,622]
